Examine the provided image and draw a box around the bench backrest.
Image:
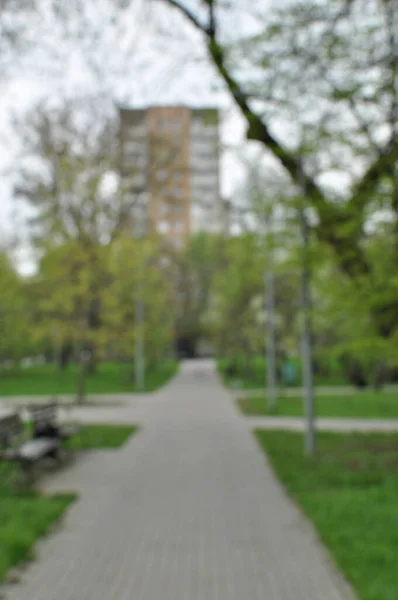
[29,402,57,427]
[0,413,23,449]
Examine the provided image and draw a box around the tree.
[0,0,37,79]
[30,240,110,399]
[11,98,147,370]
[11,94,197,370]
[310,221,398,388]
[209,233,265,359]
[12,98,137,246]
[0,252,30,363]
[12,98,191,247]
[173,232,223,357]
[102,235,175,374]
[156,0,398,340]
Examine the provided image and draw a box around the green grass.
[0,360,179,397]
[217,356,272,390]
[0,488,75,583]
[238,392,398,418]
[21,423,138,450]
[217,356,347,390]
[64,424,137,450]
[255,430,398,600]
[0,423,137,583]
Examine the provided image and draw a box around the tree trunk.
[372,362,387,391]
[75,343,88,404]
[76,357,87,404]
[58,342,73,371]
[85,343,97,375]
[342,358,368,389]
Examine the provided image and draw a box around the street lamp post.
[265,213,277,412]
[266,269,277,411]
[134,286,145,390]
[297,158,316,456]
[134,199,147,392]
[299,205,315,455]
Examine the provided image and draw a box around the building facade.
[119,105,221,247]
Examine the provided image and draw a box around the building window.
[158,220,170,234]
[160,202,169,216]
[172,238,184,249]
[175,221,185,233]
[157,117,181,131]
[170,187,183,198]
[172,202,184,214]
[156,169,168,182]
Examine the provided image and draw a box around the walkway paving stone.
[3,360,356,599]
[246,415,398,432]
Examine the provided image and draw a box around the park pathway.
[3,360,356,600]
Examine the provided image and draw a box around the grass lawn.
[238,391,398,419]
[64,423,137,450]
[0,486,74,584]
[0,360,178,397]
[0,423,137,583]
[255,430,398,600]
[217,356,348,390]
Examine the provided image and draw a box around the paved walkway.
[236,384,398,397]
[246,415,398,432]
[3,361,356,600]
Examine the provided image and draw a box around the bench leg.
[59,442,77,466]
[47,446,60,461]
[47,442,71,468]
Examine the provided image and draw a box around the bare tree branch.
[157,0,371,279]
[161,0,205,30]
[350,136,398,212]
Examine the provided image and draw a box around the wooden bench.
[0,412,60,480]
[28,402,81,443]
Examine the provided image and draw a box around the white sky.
[0,0,256,271]
[0,0,361,274]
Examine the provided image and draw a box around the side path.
[3,361,356,600]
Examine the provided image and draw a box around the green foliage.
[33,240,107,350]
[173,232,224,350]
[209,234,266,358]
[8,101,177,380]
[165,0,398,352]
[255,430,398,600]
[218,353,348,389]
[103,236,174,364]
[310,226,398,386]
[0,254,31,362]
[218,356,273,389]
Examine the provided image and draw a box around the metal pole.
[134,292,145,390]
[134,203,146,391]
[296,142,316,456]
[299,203,316,456]
[266,268,277,412]
[265,210,277,412]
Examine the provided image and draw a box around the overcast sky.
[0,1,259,261]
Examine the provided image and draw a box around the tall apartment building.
[119,105,221,248]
